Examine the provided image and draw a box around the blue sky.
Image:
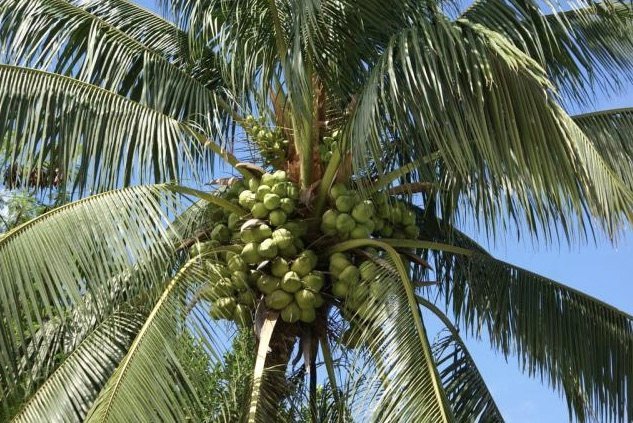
[137,1,632,420]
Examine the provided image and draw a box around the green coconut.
[280,302,301,323]
[339,265,361,285]
[335,195,355,213]
[402,210,416,226]
[258,238,279,259]
[261,173,276,187]
[257,275,281,295]
[204,261,229,277]
[238,290,257,306]
[373,191,388,205]
[329,253,351,276]
[330,183,348,199]
[370,280,387,299]
[227,212,242,230]
[380,225,394,237]
[271,257,290,277]
[251,202,269,219]
[256,184,272,200]
[279,198,295,214]
[286,184,300,200]
[359,261,379,281]
[291,254,314,277]
[295,289,316,309]
[350,225,371,239]
[241,242,261,264]
[263,193,281,210]
[233,304,252,326]
[273,170,287,183]
[351,200,374,223]
[271,182,287,197]
[336,213,356,233]
[272,228,294,249]
[404,224,420,239]
[211,224,231,243]
[313,292,324,308]
[373,218,384,231]
[231,271,249,290]
[332,281,349,298]
[238,190,257,209]
[390,206,402,224]
[322,209,339,229]
[248,178,260,192]
[300,307,316,323]
[376,205,390,220]
[302,272,324,292]
[190,241,218,257]
[364,219,375,233]
[281,271,302,293]
[214,297,237,319]
[266,289,293,310]
[269,210,287,226]
[254,224,273,242]
[279,243,298,258]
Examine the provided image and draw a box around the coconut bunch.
[320,183,420,240]
[243,115,289,168]
[190,171,422,333]
[329,252,383,322]
[318,130,340,164]
[200,259,256,327]
[191,171,327,325]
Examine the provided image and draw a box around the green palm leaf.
[0,65,214,191]
[573,107,633,187]
[327,242,453,422]
[10,311,145,422]
[349,14,633,241]
[432,329,504,422]
[85,256,223,423]
[427,229,633,422]
[0,184,180,398]
[462,0,633,104]
[75,0,188,63]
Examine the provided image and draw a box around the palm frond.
[10,311,144,422]
[0,0,226,149]
[348,14,633,242]
[74,0,188,64]
[0,185,180,400]
[327,243,453,422]
[432,328,504,422]
[0,65,213,192]
[0,0,213,97]
[426,227,633,422]
[573,107,633,187]
[85,256,224,423]
[461,0,633,104]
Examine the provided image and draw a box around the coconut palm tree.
[0,0,632,421]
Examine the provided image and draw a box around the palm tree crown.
[0,0,632,421]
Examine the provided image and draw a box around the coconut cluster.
[243,115,289,168]
[318,130,340,164]
[320,183,420,240]
[193,171,326,325]
[191,167,422,337]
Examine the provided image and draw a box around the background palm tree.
[0,0,632,421]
